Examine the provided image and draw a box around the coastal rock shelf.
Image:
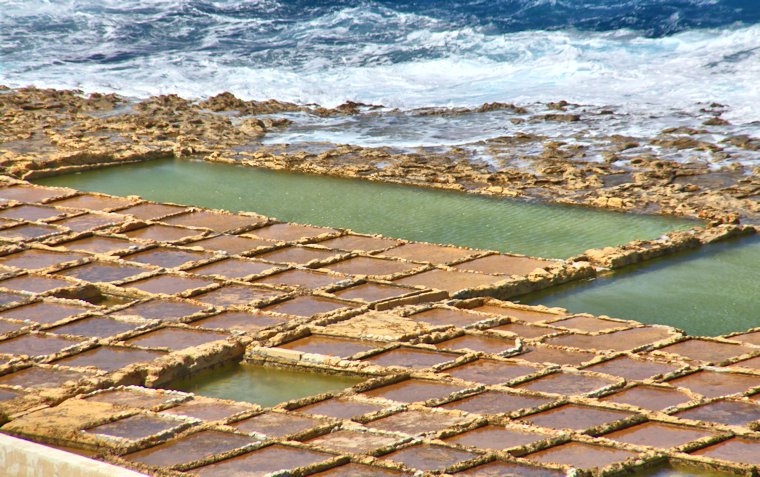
[0,179,758,476]
[2,88,759,229]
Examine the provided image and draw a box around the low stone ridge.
[0,178,756,476]
[2,88,759,228]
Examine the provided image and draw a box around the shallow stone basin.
[189,311,286,333]
[51,194,136,212]
[434,334,517,354]
[84,413,188,442]
[454,460,565,476]
[0,223,64,240]
[324,256,419,278]
[366,409,472,435]
[0,333,83,357]
[248,223,337,242]
[59,235,136,254]
[112,298,208,322]
[160,210,264,233]
[454,254,557,276]
[583,355,683,382]
[525,441,639,471]
[380,243,477,264]
[230,412,325,438]
[0,366,88,390]
[123,327,228,351]
[123,224,202,243]
[600,385,692,411]
[0,274,76,293]
[54,345,166,372]
[0,301,92,325]
[52,213,124,233]
[516,403,635,432]
[439,390,554,416]
[57,261,150,283]
[316,234,401,253]
[394,269,504,294]
[331,282,416,303]
[188,234,274,254]
[306,429,401,455]
[167,363,365,407]
[362,379,466,404]
[124,429,256,468]
[276,335,382,358]
[442,359,539,385]
[123,247,213,269]
[362,347,459,370]
[187,257,276,280]
[469,304,565,322]
[254,268,346,290]
[255,246,340,266]
[0,204,65,221]
[262,296,357,318]
[121,274,214,296]
[602,421,716,450]
[408,307,490,328]
[382,443,480,472]
[191,443,334,477]
[117,202,186,221]
[0,249,88,271]
[444,424,549,451]
[0,184,70,203]
[294,398,386,420]
[50,316,144,338]
[191,284,282,308]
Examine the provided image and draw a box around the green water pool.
[167,363,365,407]
[35,158,693,258]
[522,234,760,336]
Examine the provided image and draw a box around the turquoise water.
[522,234,760,336]
[167,363,364,407]
[35,158,692,258]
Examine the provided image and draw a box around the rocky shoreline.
[2,87,758,227]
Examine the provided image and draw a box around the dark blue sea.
[2,1,759,138]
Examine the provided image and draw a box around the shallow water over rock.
[35,158,692,258]
[522,234,760,336]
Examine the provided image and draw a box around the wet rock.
[546,100,570,111]
[539,113,581,122]
[703,116,730,126]
[721,134,760,151]
[475,102,528,114]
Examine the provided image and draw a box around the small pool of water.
[35,158,693,258]
[521,234,760,336]
[166,363,365,407]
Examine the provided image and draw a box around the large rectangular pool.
[521,234,760,336]
[35,158,693,259]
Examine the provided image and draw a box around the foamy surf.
[1,0,759,152]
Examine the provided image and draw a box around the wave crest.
[1,1,759,124]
